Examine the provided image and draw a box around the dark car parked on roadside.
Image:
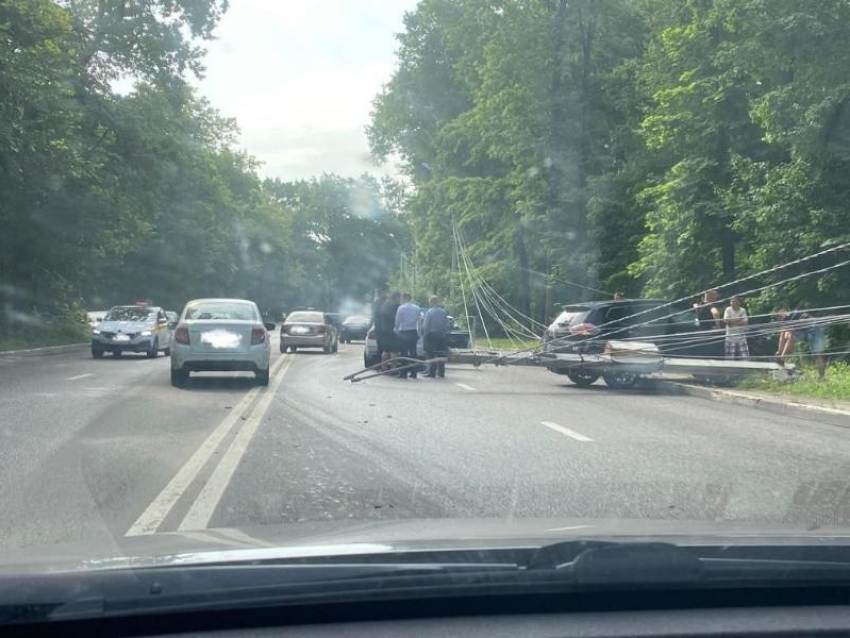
[339,315,370,343]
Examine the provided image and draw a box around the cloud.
[193,0,418,181]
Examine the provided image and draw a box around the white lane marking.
[67,373,94,381]
[178,355,295,531]
[125,354,288,536]
[455,383,476,392]
[545,524,593,532]
[541,421,593,442]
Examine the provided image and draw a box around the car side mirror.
[264,322,276,331]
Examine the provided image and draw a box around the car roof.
[185,298,257,305]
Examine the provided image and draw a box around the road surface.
[2,337,850,556]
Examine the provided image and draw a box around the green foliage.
[738,362,850,403]
[372,0,850,335]
[0,0,407,338]
[370,0,648,327]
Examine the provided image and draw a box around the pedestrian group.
[692,290,827,379]
[370,291,450,379]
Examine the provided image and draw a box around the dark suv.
[544,299,689,352]
[543,299,774,385]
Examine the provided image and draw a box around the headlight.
[140,330,152,337]
[92,329,101,335]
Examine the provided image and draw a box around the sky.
[193,0,419,182]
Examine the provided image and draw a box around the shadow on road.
[180,375,260,392]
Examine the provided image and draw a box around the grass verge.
[736,361,850,402]
[0,320,90,353]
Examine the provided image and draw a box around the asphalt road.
[2,338,850,556]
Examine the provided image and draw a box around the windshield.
[184,302,258,321]
[104,307,156,322]
[4,0,850,620]
[286,312,324,323]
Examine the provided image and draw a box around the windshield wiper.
[7,541,850,624]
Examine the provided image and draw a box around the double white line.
[126,354,294,536]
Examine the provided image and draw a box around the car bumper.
[91,337,155,352]
[341,329,368,340]
[170,344,270,372]
[281,334,329,348]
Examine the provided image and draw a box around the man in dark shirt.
[692,289,723,358]
[422,295,449,378]
[370,290,387,362]
[379,292,401,371]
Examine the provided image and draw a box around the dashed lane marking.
[541,421,593,442]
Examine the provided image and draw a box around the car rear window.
[104,307,156,322]
[286,312,324,323]
[344,316,368,324]
[184,302,258,321]
[555,307,592,327]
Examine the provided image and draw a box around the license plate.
[114,334,130,342]
[291,326,310,335]
[200,330,242,349]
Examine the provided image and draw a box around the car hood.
[97,320,156,333]
[6,518,850,574]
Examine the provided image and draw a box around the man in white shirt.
[723,295,749,359]
[394,293,422,379]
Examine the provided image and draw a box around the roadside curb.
[654,380,850,427]
[0,343,88,359]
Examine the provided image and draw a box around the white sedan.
[170,298,275,387]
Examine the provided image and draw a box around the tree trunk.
[514,228,532,320]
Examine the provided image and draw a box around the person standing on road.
[723,295,749,359]
[379,292,401,372]
[370,290,387,364]
[423,295,449,378]
[693,289,723,358]
[775,308,828,380]
[394,293,422,379]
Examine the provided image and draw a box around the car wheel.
[332,341,339,353]
[171,368,189,387]
[289,346,297,353]
[602,371,639,389]
[323,345,331,354]
[163,346,171,356]
[256,368,270,386]
[146,339,159,358]
[279,343,286,353]
[566,371,600,387]
[91,347,104,359]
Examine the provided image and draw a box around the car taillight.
[315,325,326,334]
[569,323,599,336]
[281,325,291,335]
[251,327,266,344]
[174,326,190,344]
